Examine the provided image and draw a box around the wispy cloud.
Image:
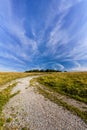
[43,0,87,63]
[68,61,87,71]
[0,0,87,71]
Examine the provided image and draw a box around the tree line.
[25,69,67,73]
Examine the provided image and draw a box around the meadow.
[0,71,87,126]
[35,72,87,122]
[0,72,41,86]
[37,72,87,103]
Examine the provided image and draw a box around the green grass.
[0,83,17,115]
[6,117,13,123]
[0,83,17,127]
[37,72,87,103]
[34,72,87,122]
[22,127,29,130]
[37,86,87,123]
[10,90,20,98]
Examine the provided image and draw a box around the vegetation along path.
[2,76,87,130]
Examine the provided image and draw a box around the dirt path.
[36,82,87,112]
[3,76,87,130]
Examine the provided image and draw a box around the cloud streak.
[0,0,87,71]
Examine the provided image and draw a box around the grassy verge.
[37,72,87,104]
[37,86,87,123]
[30,73,87,123]
[0,83,17,127]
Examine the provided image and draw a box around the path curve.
[3,76,87,130]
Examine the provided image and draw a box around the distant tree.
[25,69,62,73]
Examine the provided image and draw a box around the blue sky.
[0,0,87,72]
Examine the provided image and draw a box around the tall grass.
[0,72,41,86]
[0,83,17,127]
[37,72,87,103]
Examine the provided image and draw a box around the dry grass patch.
[37,72,87,103]
[31,72,87,122]
[0,72,41,86]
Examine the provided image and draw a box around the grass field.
[37,72,87,103]
[35,72,87,122]
[0,72,41,127]
[0,72,41,86]
[0,72,87,126]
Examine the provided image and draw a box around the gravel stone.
[3,76,87,130]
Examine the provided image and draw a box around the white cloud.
[0,0,86,71]
[39,62,65,70]
[0,64,17,72]
[45,0,78,53]
[44,0,87,63]
[67,34,87,61]
[54,63,64,70]
[58,0,82,12]
[70,65,87,71]
[0,50,25,64]
[66,61,87,71]
[45,10,70,56]
[0,0,38,62]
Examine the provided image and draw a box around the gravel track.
[3,76,87,130]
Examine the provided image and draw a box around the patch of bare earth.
[2,76,87,130]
